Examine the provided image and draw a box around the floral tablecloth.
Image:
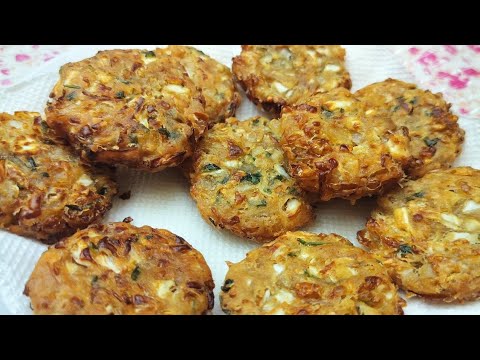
[390,45,480,118]
[0,45,70,87]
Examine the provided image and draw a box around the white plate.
[1,45,479,315]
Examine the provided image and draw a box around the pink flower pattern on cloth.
[0,45,70,87]
[391,45,480,119]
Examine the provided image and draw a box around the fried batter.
[233,45,351,115]
[280,88,411,202]
[46,49,209,172]
[0,112,117,243]
[220,231,405,315]
[161,46,240,125]
[190,117,314,242]
[24,222,214,314]
[358,167,480,302]
[356,79,464,178]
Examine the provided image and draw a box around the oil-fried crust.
[233,45,351,116]
[162,46,241,125]
[0,112,117,243]
[24,222,215,314]
[356,79,464,178]
[220,231,405,315]
[358,167,480,303]
[46,49,209,172]
[280,88,411,202]
[190,117,314,242]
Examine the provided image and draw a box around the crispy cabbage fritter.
[356,79,464,178]
[233,45,351,115]
[280,88,411,203]
[0,112,117,243]
[161,46,240,125]
[46,48,209,172]
[24,222,215,314]
[190,117,314,242]
[358,167,480,303]
[220,231,405,315]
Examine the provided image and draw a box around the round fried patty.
[190,117,314,242]
[356,79,464,178]
[161,46,240,125]
[46,48,209,172]
[358,167,480,302]
[233,45,351,115]
[0,112,117,243]
[280,88,411,202]
[24,221,214,314]
[220,231,405,315]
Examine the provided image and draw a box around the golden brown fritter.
[356,79,464,178]
[358,167,480,303]
[24,221,215,314]
[280,88,411,203]
[46,49,209,172]
[190,117,314,242]
[0,112,117,243]
[220,231,405,315]
[161,46,241,125]
[232,45,351,115]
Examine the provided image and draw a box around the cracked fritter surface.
[233,45,351,115]
[161,46,240,125]
[220,231,405,315]
[25,222,214,314]
[356,79,464,178]
[280,88,411,202]
[46,48,209,172]
[0,112,117,243]
[190,117,314,242]
[358,167,480,303]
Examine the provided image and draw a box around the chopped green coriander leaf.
[221,279,234,292]
[297,238,326,246]
[158,127,171,138]
[424,137,440,147]
[256,199,267,207]
[241,172,262,185]
[322,110,333,118]
[144,51,156,58]
[26,157,37,171]
[398,244,414,257]
[406,191,424,201]
[131,266,141,281]
[115,91,125,99]
[203,163,221,172]
[66,92,76,101]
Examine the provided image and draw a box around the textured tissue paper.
[1,45,479,315]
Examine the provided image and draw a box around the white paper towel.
[0,45,479,315]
